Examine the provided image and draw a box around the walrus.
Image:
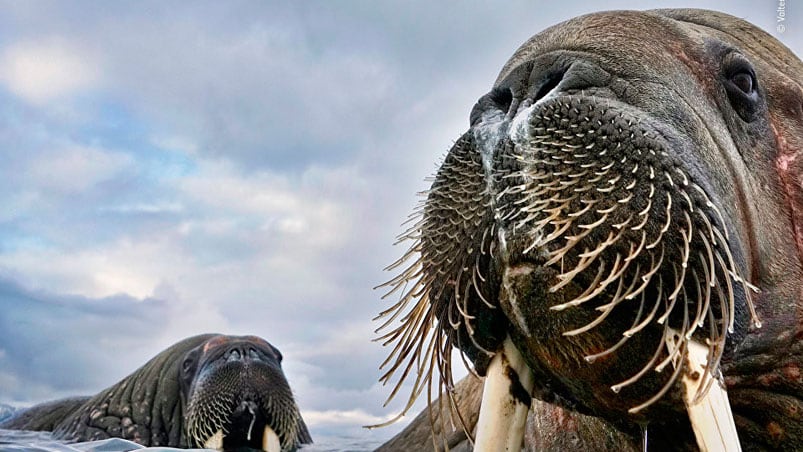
[375,8,803,451]
[0,334,312,452]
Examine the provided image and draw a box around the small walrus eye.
[731,72,754,94]
[722,53,760,122]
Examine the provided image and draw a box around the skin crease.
[377,9,803,452]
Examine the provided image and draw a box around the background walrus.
[376,8,803,451]
[1,334,312,452]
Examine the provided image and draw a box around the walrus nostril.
[532,68,566,103]
[470,87,514,126]
[488,87,513,113]
[525,61,610,108]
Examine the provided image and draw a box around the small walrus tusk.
[203,429,225,450]
[474,336,534,451]
[262,425,281,452]
[668,328,742,451]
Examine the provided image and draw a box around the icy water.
[0,406,386,452]
[0,429,385,452]
[0,403,389,451]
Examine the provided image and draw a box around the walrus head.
[181,335,310,452]
[45,334,311,451]
[377,8,803,449]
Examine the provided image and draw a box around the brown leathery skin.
[377,8,803,451]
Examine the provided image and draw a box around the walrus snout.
[380,63,760,423]
[182,336,309,452]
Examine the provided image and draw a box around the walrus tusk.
[475,336,534,451]
[667,328,742,452]
[204,430,225,450]
[262,425,281,452]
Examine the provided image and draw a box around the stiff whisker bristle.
[376,92,761,443]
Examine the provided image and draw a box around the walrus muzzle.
[182,337,306,452]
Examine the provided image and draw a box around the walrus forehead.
[200,335,279,358]
[496,8,793,94]
[497,10,707,84]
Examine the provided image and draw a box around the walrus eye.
[182,357,195,374]
[731,72,753,95]
[723,54,760,122]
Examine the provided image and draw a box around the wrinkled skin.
[378,9,803,451]
[377,375,639,452]
[1,334,311,451]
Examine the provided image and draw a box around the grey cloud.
[0,276,170,402]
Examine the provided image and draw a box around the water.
[0,406,385,452]
[0,430,384,452]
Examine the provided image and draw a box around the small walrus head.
[181,335,310,452]
[377,8,803,449]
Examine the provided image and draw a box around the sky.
[0,0,798,443]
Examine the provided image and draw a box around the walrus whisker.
[564,265,636,337]
[627,308,688,414]
[558,255,614,308]
[692,320,720,405]
[624,244,665,302]
[541,227,590,264]
[690,308,722,406]
[623,273,664,338]
[373,280,420,327]
[549,249,596,292]
[595,261,641,311]
[625,230,647,261]
[685,270,704,340]
[654,334,681,375]
[629,336,688,414]
[612,323,667,394]
[656,264,683,325]
[714,251,737,333]
[551,257,616,311]
[712,223,762,328]
[377,316,427,381]
[586,281,648,363]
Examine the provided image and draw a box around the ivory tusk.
[474,336,534,451]
[262,425,281,452]
[203,430,225,450]
[668,328,742,451]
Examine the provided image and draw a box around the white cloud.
[0,241,168,299]
[302,409,401,428]
[27,145,134,194]
[179,160,356,251]
[101,202,185,214]
[0,38,100,104]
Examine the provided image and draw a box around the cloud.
[302,409,399,429]
[26,145,134,195]
[0,38,100,104]
[0,276,171,403]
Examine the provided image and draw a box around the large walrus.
[376,8,802,451]
[0,334,312,452]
